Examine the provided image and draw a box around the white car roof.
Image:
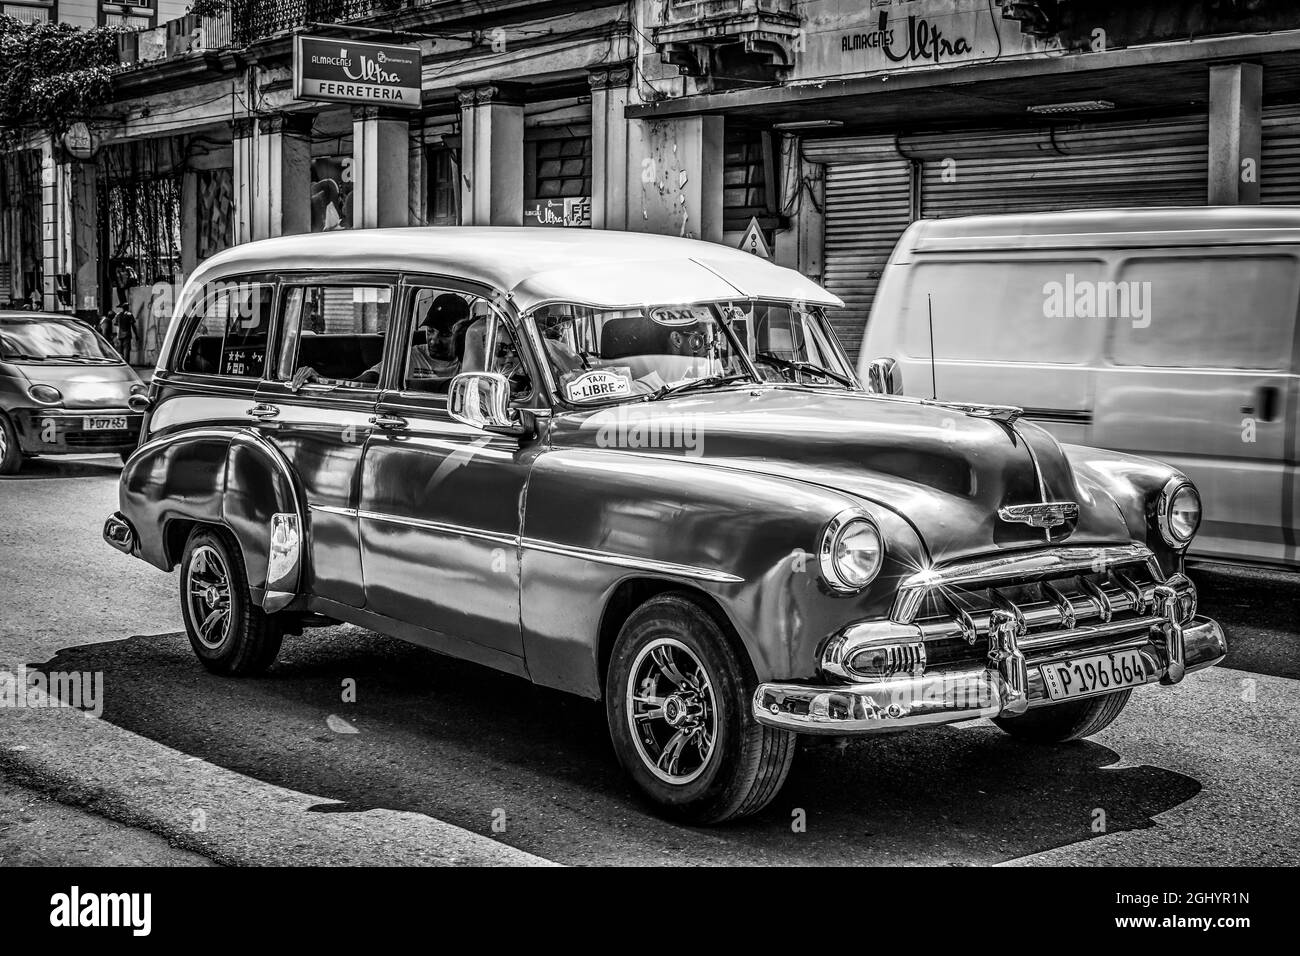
[187,227,842,312]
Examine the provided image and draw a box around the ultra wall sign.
[293,35,422,109]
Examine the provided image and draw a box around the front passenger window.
[274,284,392,389]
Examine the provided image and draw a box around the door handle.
[370,414,408,431]
[247,403,280,420]
[1240,386,1281,422]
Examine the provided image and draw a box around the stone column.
[231,118,255,245]
[39,137,73,312]
[589,63,633,231]
[628,115,724,243]
[254,113,313,239]
[352,106,411,229]
[457,83,524,226]
[1209,62,1262,205]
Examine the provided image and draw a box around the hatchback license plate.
[1040,649,1147,701]
[83,416,127,431]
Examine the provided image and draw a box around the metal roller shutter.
[810,137,912,355]
[1262,103,1300,204]
[919,115,1208,217]
[812,116,1210,357]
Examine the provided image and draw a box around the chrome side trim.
[521,537,745,585]
[357,509,519,548]
[891,544,1159,624]
[311,504,359,518]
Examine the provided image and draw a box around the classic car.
[1,311,146,475]
[103,228,1226,823]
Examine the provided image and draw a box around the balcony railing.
[115,11,235,70]
[232,0,415,46]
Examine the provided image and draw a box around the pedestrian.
[98,312,115,341]
[113,307,136,364]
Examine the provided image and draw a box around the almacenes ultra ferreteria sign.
[293,35,422,109]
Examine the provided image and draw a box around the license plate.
[1040,649,1147,701]
[83,416,127,431]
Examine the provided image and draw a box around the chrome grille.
[914,560,1165,667]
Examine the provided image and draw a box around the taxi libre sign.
[293,35,421,109]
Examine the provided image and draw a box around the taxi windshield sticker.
[564,368,632,402]
[650,306,710,327]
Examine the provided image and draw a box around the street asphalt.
[1,453,1296,866]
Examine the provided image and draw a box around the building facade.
[9,0,1300,362]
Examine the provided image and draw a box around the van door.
[252,276,394,608]
[357,282,534,658]
[887,255,1108,446]
[1092,249,1299,566]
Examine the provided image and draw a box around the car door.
[1092,248,1299,566]
[251,274,397,608]
[357,279,538,658]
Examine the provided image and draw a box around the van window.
[903,259,1106,364]
[175,278,274,378]
[274,284,393,387]
[1109,255,1298,370]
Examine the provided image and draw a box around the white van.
[859,207,1300,570]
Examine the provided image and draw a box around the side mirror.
[448,372,527,436]
[867,357,903,395]
[127,392,152,413]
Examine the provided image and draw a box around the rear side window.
[274,284,393,387]
[1109,254,1298,370]
[903,258,1107,364]
[175,278,275,378]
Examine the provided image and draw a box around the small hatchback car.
[105,229,1226,823]
[1,311,145,474]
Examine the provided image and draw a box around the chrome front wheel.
[626,638,718,785]
[605,593,796,824]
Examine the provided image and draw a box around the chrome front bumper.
[753,615,1226,734]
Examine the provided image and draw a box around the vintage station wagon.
[104,228,1226,823]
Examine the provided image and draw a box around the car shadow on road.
[0,456,122,481]
[35,628,1202,865]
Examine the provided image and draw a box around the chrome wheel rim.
[626,637,718,785]
[0,423,8,461]
[186,544,232,650]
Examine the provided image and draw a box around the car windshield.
[0,319,118,363]
[529,300,856,405]
[530,302,757,405]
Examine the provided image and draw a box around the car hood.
[555,387,1133,563]
[12,362,139,409]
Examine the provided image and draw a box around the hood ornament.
[921,399,1024,425]
[998,501,1079,530]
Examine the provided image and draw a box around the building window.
[526,130,592,200]
[724,124,779,233]
[99,1,155,29]
[3,1,55,25]
[524,126,592,228]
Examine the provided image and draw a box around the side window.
[176,278,274,378]
[904,259,1107,364]
[400,289,531,400]
[273,283,392,388]
[1110,254,1298,370]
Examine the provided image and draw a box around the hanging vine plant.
[0,14,125,143]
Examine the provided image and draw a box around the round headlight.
[1159,479,1201,547]
[820,511,885,592]
[27,384,62,405]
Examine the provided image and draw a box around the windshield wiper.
[754,351,855,387]
[1,352,46,361]
[649,373,752,401]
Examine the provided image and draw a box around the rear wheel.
[605,593,795,824]
[993,689,1132,743]
[0,414,22,475]
[180,527,282,676]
